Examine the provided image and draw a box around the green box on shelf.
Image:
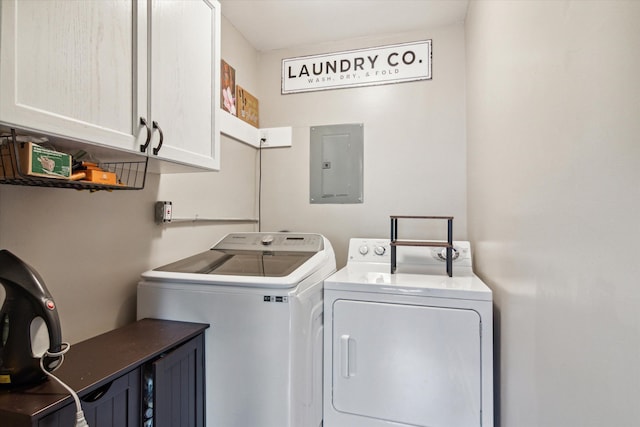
[0,142,71,180]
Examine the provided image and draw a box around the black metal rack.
[0,128,147,191]
[390,215,454,277]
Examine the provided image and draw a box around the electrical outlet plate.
[155,201,172,223]
[260,127,292,148]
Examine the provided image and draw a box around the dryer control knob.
[359,245,369,255]
[262,235,274,245]
[438,247,460,261]
[374,246,386,256]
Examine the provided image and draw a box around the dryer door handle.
[340,334,355,378]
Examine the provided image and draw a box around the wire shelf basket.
[0,129,147,191]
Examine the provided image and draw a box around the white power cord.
[40,343,90,427]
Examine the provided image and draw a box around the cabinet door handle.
[139,117,152,153]
[82,381,112,403]
[152,121,164,155]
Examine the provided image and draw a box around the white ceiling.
[219,0,469,52]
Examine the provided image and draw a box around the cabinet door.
[147,0,221,170]
[0,0,145,154]
[153,335,205,427]
[38,369,141,427]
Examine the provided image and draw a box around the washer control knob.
[261,235,274,245]
[359,245,369,255]
[374,246,386,256]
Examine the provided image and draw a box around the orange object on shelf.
[83,169,117,185]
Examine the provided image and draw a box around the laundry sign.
[281,40,432,94]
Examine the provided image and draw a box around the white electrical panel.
[310,123,363,204]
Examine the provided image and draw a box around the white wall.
[257,24,468,267]
[466,1,640,426]
[0,17,259,344]
[150,17,261,266]
[0,179,159,343]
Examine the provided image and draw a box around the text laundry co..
[281,40,432,94]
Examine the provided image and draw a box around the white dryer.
[323,238,493,427]
[137,232,336,427]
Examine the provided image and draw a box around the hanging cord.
[258,138,266,232]
[40,343,90,427]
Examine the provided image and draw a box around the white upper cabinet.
[0,0,220,171]
[0,0,143,154]
[144,0,221,170]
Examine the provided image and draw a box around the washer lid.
[153,233,323,278]
[325,264,492,301]
[153,249,314,278]
[141,232,335,288]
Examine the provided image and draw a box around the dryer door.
[332,300,482,427]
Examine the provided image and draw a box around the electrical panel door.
[310,124,363,204]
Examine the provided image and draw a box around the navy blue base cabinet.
[0,319,208,427]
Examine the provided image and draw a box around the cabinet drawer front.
[37,369,140,427]
[81,369,140,426]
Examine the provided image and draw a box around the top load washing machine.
[137,232,336,427]
[323,238,493,427]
